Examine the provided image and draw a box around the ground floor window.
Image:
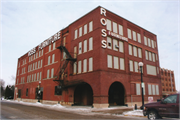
[18,89,21,98]
[26,89,28,96]
[55,86,62,95]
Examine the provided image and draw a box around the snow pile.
[123,110,143,116]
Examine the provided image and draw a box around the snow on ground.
[1,99,143,117]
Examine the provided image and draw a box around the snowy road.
[1,100,146,119]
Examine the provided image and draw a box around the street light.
[138,62,144,110]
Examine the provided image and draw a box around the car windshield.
[163,95,177,103]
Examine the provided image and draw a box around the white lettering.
[101,29,107,37]
[100,18,107,26]
[100,8,106,16]
[101,40,107,48]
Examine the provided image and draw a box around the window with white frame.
[107,37,112,49]
[137,33,141,43]
[41,59,43,67]
[32,74,34,81]
[120,58,125,70]
[127,29,132,39]
[89,21,93,32]
[51,68,54,78]
[52,54,55,63]
[144,36,147,46]
[113,56,119,69]
[83,40,87,53]
[138,48,142,58]
[148,84,152,95]
[34,73,36,81]
[149,52,152,61]
[89,37,93,51]
[119,41,124,53]
[134,61,138,72]
[129,60,133,72]
[37,73,39,81]
[107,19,111,31]
[113,22,117,33]
[47,69,49,78]
[107,55,112,68]
[79,42,82,54]
[78,61,82,73]
[118,24,123,35]
[79,27,82,37]
[41,49,43,55]
[49,44,51,52]
[133,31,136,41]
[53,42,56,50]
[48,56,51,65]
[152,85,155,95]
[113,39,118,51]
[73,62,77,74]
[74,46,77,58]
[151,40,154,48]
[74,29,78,39]
[133,46,137,57]
[84,24,87,35]
[83,59,87,73]
[129,44,132,55]
[148,38,151,47]
[36,53,38,58]
[156,85,159,95]
[39,51,41,57]
[146,64,157,76]
[89,57,93,71]
[136,83,141,95]
[152,53,155,62]
[40,72,42,80]
[145,50,148,60]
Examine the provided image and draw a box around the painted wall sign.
[108,31,128,42]
[28,31,61,56]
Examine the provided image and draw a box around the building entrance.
[74,83,93,105]
[108,82,125,106]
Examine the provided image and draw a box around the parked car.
[143,93,179,120]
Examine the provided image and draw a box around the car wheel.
[148,111,158,120]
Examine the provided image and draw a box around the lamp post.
[138,62,144,110]
[37,81,41,102]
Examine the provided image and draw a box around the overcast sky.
[1,0,179,91]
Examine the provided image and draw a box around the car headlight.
[144,106,146,110]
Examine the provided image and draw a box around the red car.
[143,93,179,120]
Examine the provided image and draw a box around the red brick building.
[14,6,162,108]
[160,68,177,97]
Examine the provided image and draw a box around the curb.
[124,114,147,118]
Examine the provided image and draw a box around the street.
[1,100,146,119]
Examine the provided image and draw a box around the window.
[132,31,136,41]
[148,38,151,47]
[73,62,77,74]
[32,74,34,81]
[149,52,152,61]
[138,48,142,58]
[18,89,21,98]
[49,44,51,52]
[152,53,155,62]
[53,42,56,50]
[78,61,82,73]
[39,51,41,57]
[51,68,54,78]
[74,29,78,39]
[114,56,119,69]
[89,21,93,32]
[84,24,87,35]
[47,69,49,78]
[144,36,147,46]
[74,46,77,58]
[164,95,177,103]
[145,50,148,60]
[83,59,87,73]
[118,24,123,35]
[83,40,87,53]
[148,84,152,95]
[107,19,111,31]
[156,85,159,95]
[79,27,82,37]
[113,22,117,33]
[79,42,82,54]
[41,59,43,67]
[107,55,112,68]
[55,86,62,95]
[107,37,112,49]
[134,61,138,72]
[41,49,43,55]
[129,44,132,55]
[40,72,42,80]
[89,57,93,71]
[52,54,55,63]
[136,83,140,95]
[36,53,38,58]
[152,85,155,95]
[127,29,132,39]
[37,73,39,80]
[48,56,51,65]
[119,41,124,53]
[151,40,154,48]
[120,58,125,70]
[34,73,36,81]
[133,46,137,57]
[129,60,133,72]
[146,64,157,76]
[113,39,118,51]
[89,37,93,51]
[137,33,141,43]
